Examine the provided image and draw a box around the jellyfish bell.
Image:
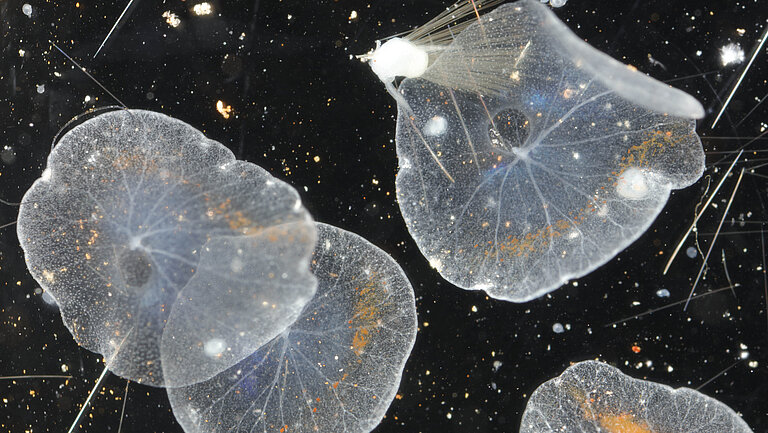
[364,0,706,302]
[521,360,755,433]
[166,223,418,433]
[17,108,318,387]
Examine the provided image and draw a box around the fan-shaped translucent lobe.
[423,0,704,119]
[161,222,317,387]
[520,361,754,433]
[17,109,316,386]
[167,223,417,433]
[394,7,704,302]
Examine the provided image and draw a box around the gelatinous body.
[17,109,317,386]
[167,223,418,433]
[392,0,705,301]
[521,360,754,433]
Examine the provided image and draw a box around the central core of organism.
[118,247,154,288]
[488,108,530,155]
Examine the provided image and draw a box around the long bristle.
[406,0,505,44]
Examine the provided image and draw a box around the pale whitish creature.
[167,223,418,433]
[19,109,417,433]
[521,360,754,433]
[18,109,318,387]
[361,0,706,302]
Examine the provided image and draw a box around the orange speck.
[600,413,652,433]
[631,345,641,353]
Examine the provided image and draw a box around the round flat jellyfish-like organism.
[166,222,418,433]
[16,109,318,387]
[520,360,754,433]
[392,0,705,301]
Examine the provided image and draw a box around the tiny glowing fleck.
[216,100,233,119]
[192,2,213,16]
[719,42,745,66]
[163,11,181,28]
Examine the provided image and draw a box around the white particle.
[423,115,448,136]
[719,42,745,66]
[192,2,213,15]
[492,360,503,372]
[204,338,227,357]
[22,3,32,17]
[162,11,181,28]
[552,322,565,333]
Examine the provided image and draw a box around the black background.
[0,0,766,432]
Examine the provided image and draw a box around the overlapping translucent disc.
[17,109,317,387]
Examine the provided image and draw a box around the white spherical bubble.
[22,4,32,17]
[549,0,567,7]
[616,167,649,199]
[423,116,448,137]
[552,322,564,333]
[369,37,428,83]
[203,338,227,358]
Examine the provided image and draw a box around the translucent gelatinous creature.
[366,0,705,301]
[521,360,754,433]
[17,109,317,387]
[167,222,418,433]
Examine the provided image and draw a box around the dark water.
[0,0,766,432]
